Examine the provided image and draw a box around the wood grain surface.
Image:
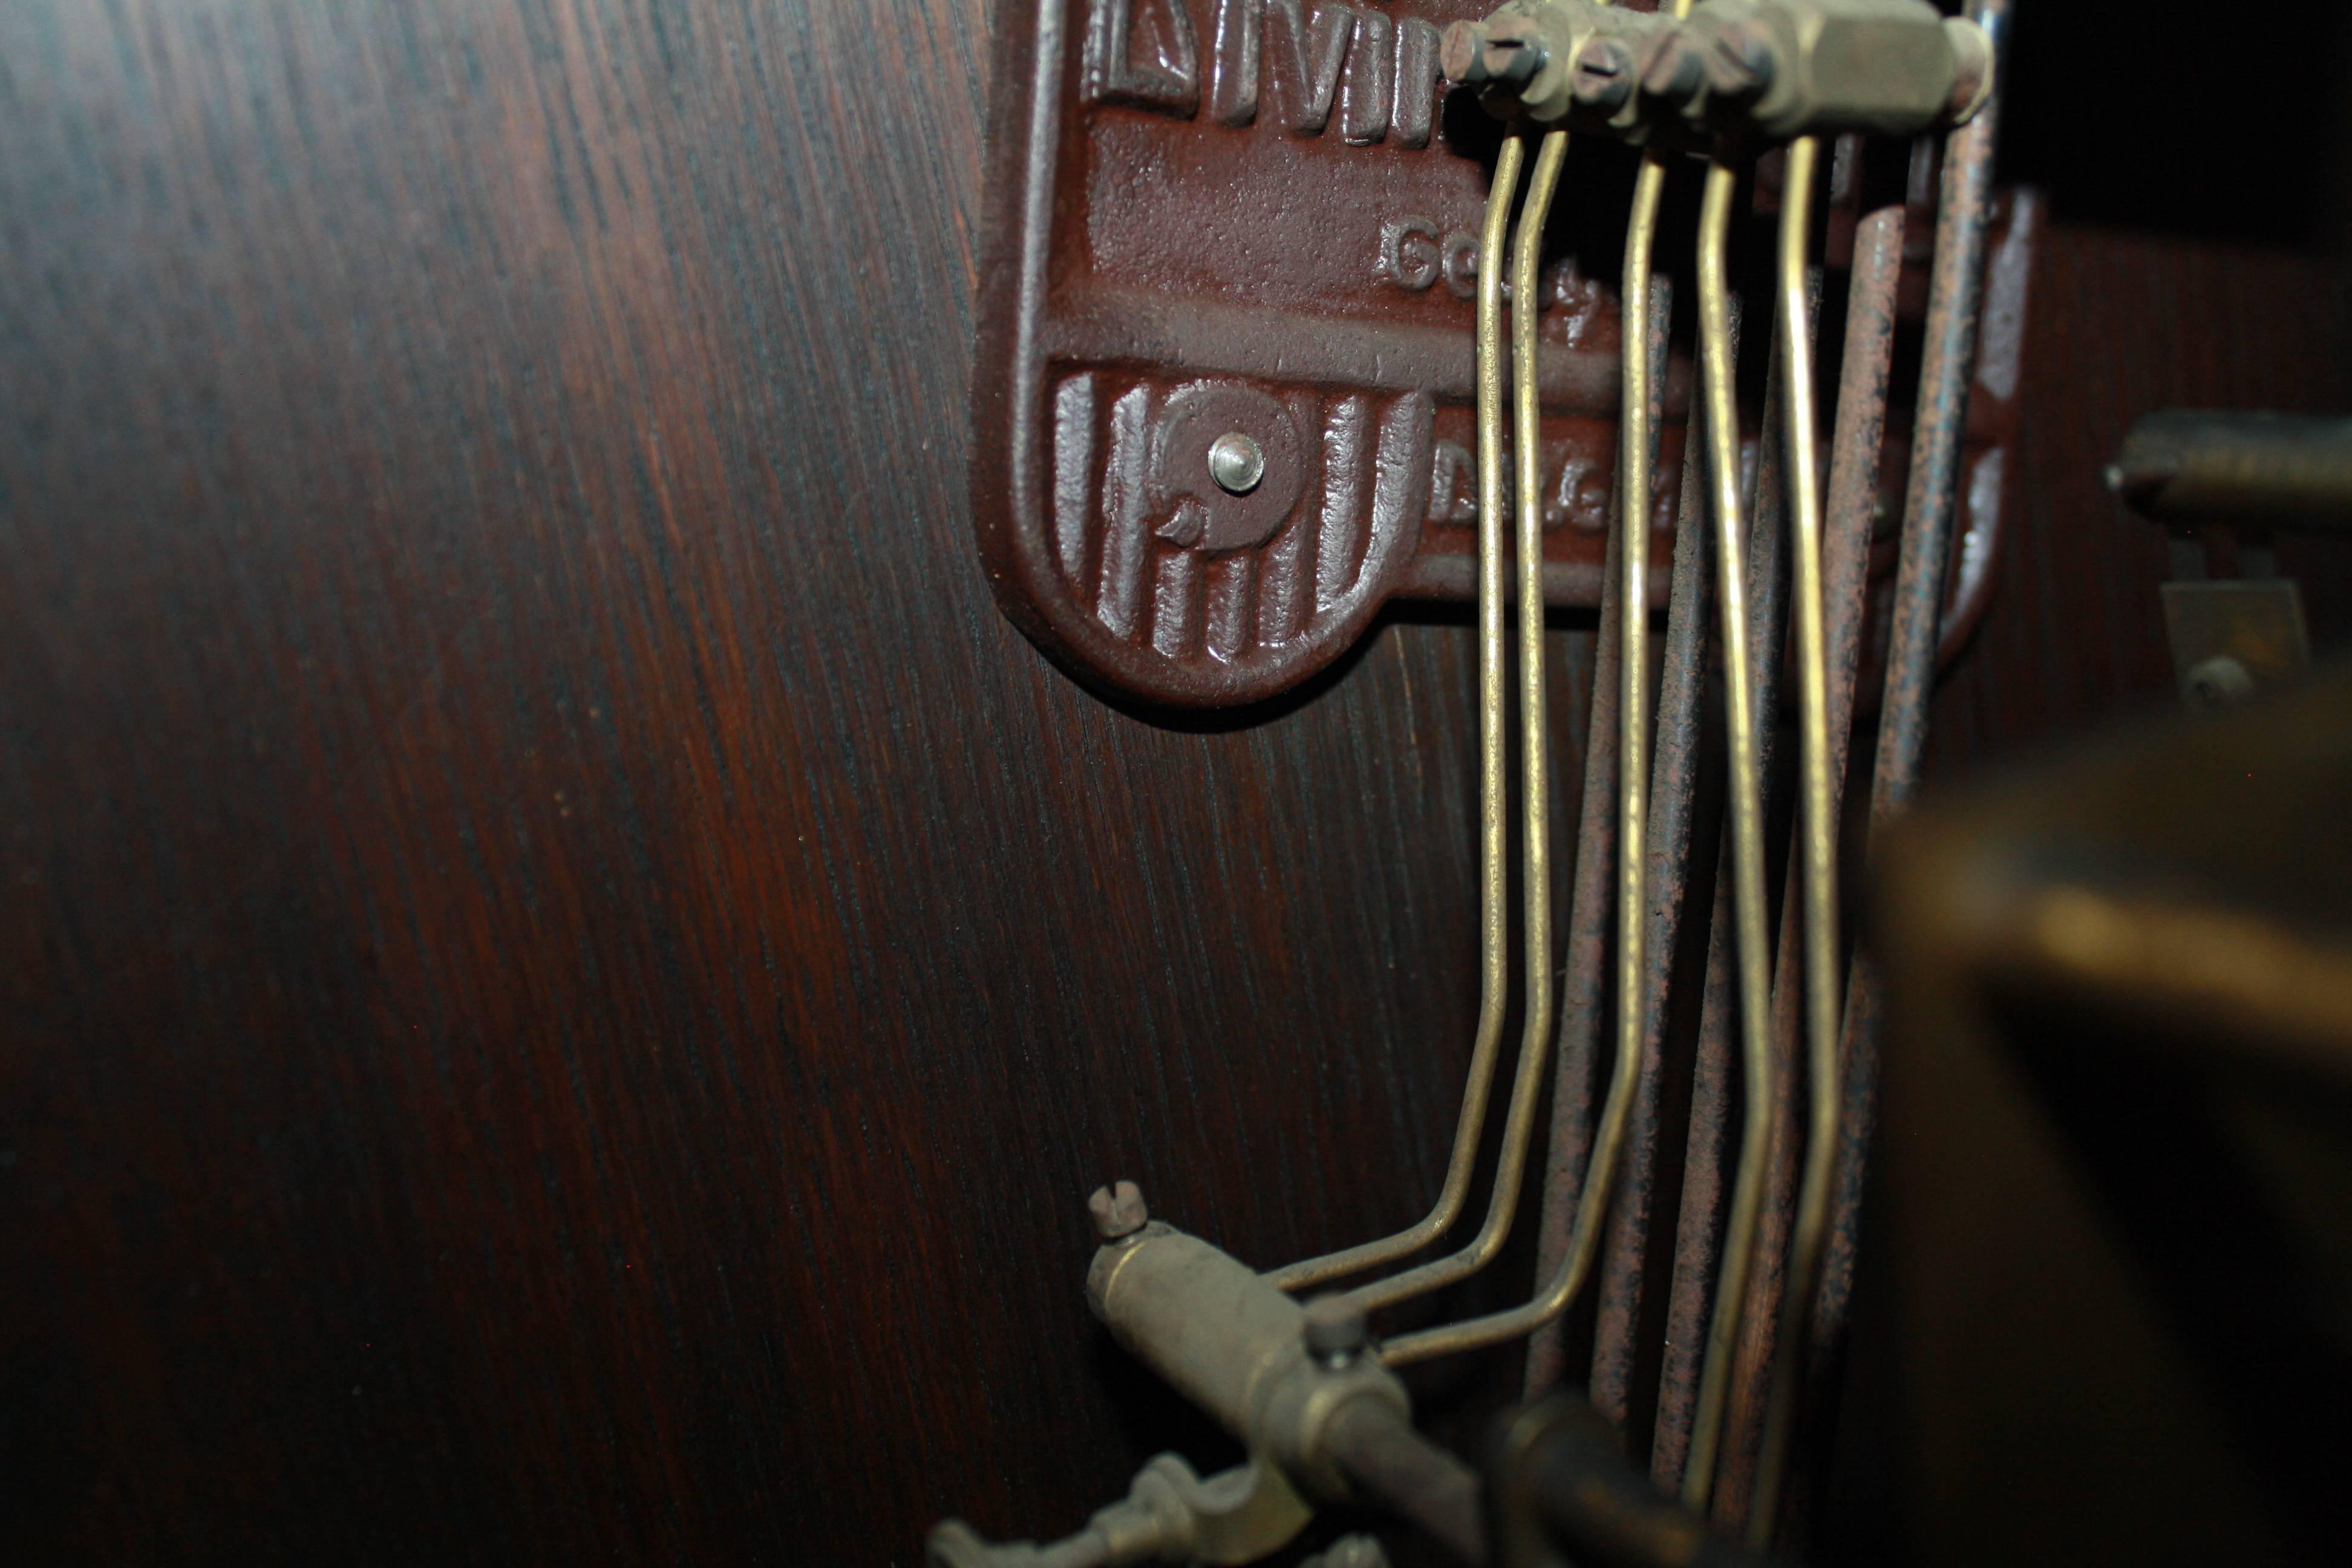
[0,1,2344,1564]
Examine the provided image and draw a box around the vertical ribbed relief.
[1052,374,1097,587]
[1096,384,1152,637]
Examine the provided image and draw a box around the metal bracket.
[970,0,2030,706]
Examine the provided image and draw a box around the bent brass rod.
[1376,143,1673,1365]
[1338,126,1572,1317]
[1746,136,1836,1549]
[1679,155,1777,1511]
[1526,240,1673,1397]
[1267,133,1527,1295]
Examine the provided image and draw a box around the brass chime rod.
[1746,132,1839,1547]
[1264,133,1527,1298]
[1324,123,1572,1319]
[1680,152,1778,1511]
[1376,134,1670,1370]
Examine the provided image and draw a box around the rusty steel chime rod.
[1815,0,2012,1517]
[1266,132,1527,1299]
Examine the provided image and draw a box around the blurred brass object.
[931,1455,1312,1568]
[1873,661,2352,1568]
[2109,413,2352,528]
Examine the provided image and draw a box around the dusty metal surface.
[2108,411,2352,528]
[969,0,2024,705]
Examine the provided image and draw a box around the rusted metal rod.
[1708,157,1909,1533]
[1864,0,2007,826]
[1267,133,1527,1297]
[1814,0,2010,1525]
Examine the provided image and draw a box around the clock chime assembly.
[938,1,2015,1563]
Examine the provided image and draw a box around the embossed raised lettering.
[1379,216,1442,292]
[1085,0,1201,116]
[1097,385,1155,638]
[1054,375,1099,584]
[1315,397,1369,610]
[1442,231,1481,300]
[1391,19,1443,148]
[1547,449,1608,532]
[1209,0,1263,125]
[1549,261,1606,346]
[1340,10,1393,143]
[1428,440,1476,524]
[1207,0,1441,145]
[1264,0,1354,134]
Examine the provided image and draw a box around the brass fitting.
[1443,0,1680,131]
[1086,1223,1410,1498]
[1694,0,1991,139]
[1448,0,1993,142]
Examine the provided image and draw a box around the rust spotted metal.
[970,0,2030,707]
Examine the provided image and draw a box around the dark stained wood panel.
[1925,224,2352,781]
[2,1,2347,1565]
[0,2,1527,1561]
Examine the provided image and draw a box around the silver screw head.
[1207,432,1266,496]
[1088,1180,1149,1241]
[1302,1293,1370,1367]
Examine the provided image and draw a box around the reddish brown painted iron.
[971,0,1688,705]
[969,0,2025,707]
